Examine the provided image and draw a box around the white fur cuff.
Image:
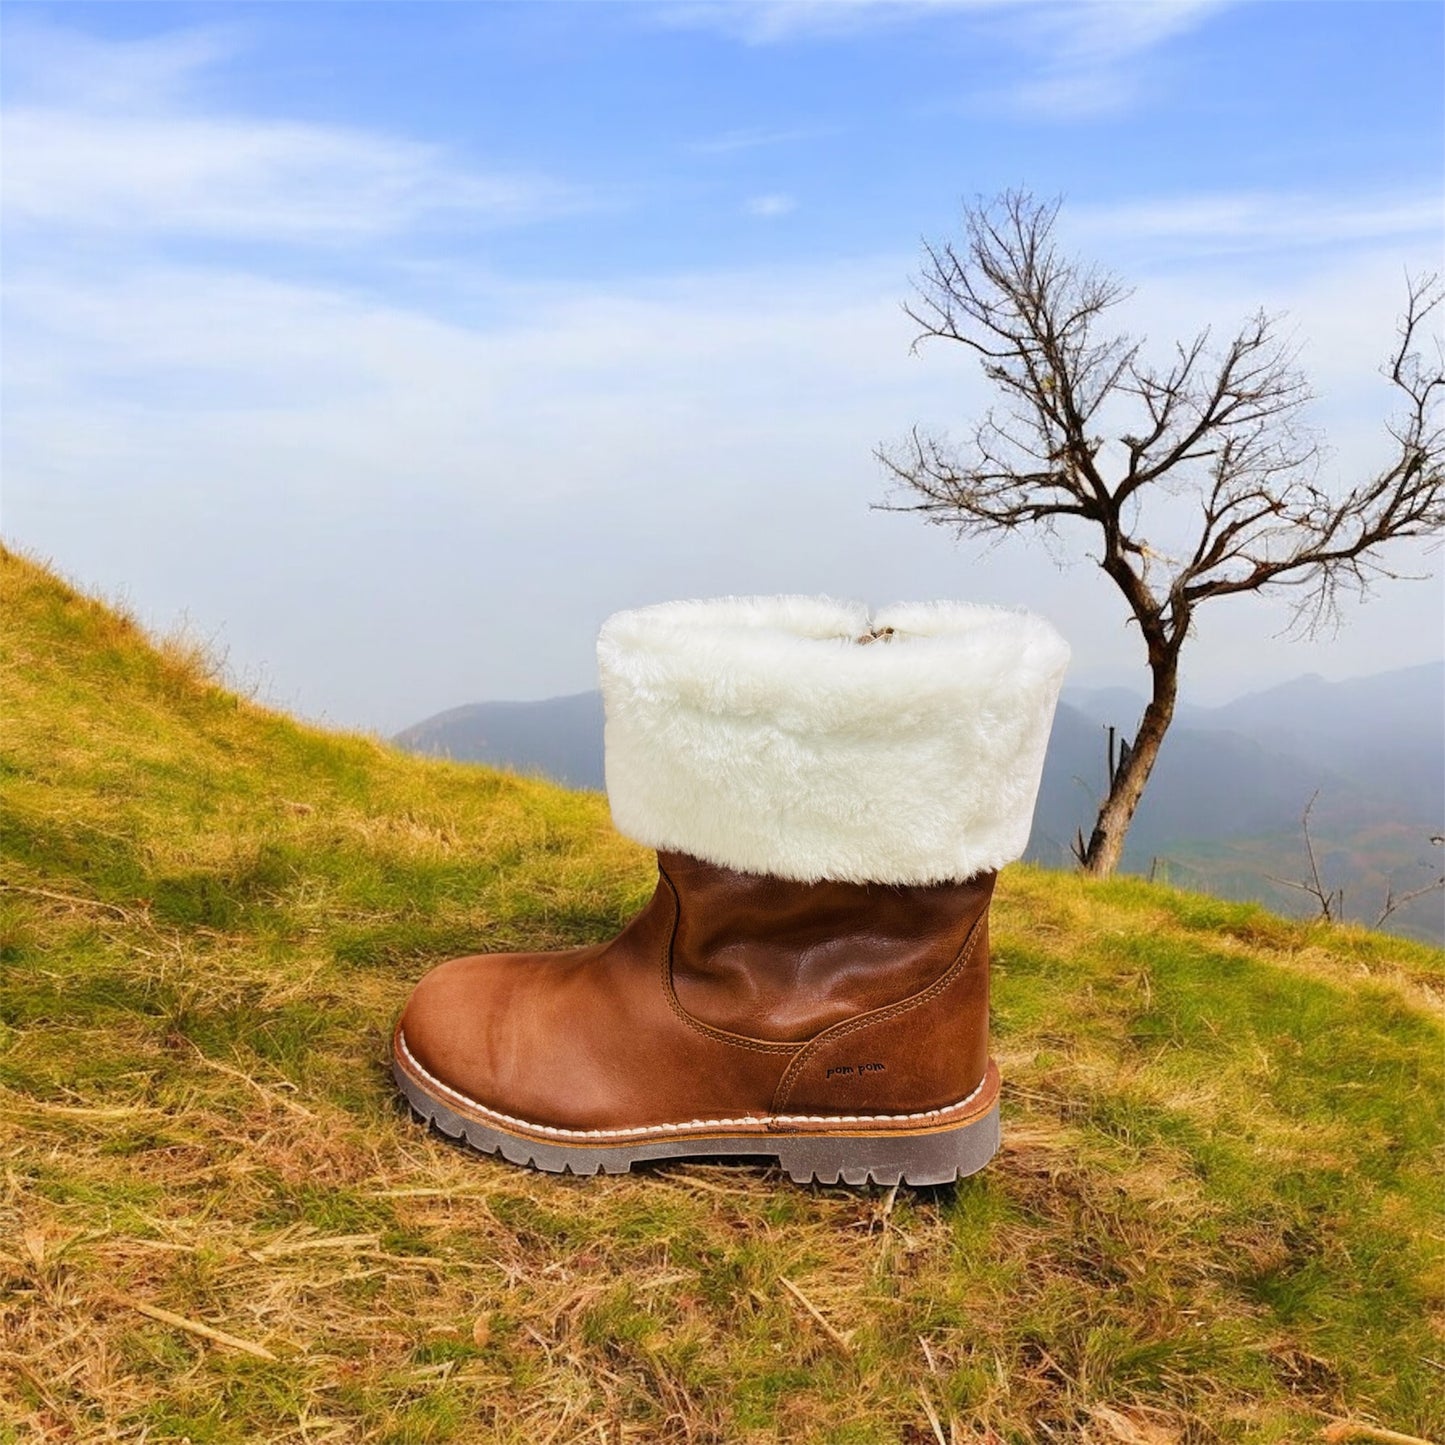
[597,596,1070,885]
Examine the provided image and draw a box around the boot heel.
[772,1101,1000,1187]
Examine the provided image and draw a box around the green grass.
[1,543,1442,1444]
[1141,827,1445,948]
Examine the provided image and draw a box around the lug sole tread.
[392,1055,1000,1187]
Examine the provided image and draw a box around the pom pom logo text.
[825,1062,887,1080]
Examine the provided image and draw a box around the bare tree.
[1376,835,1445,929]
[1266,790,1344,924]
[879,190,1445,878]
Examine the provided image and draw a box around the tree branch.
[878,190,1444,877]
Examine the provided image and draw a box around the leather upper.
[396,852,995,1137]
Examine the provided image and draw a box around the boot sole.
[392,1029,1001,1187]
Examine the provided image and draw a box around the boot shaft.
[661,849,996,1043]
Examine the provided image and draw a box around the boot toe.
[395,952,508,1105]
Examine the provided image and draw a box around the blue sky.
[3,1,1442,730]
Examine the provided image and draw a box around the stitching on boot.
[395,1027,989,1140]
[770,915,986,1115]
[655,864,800,1056]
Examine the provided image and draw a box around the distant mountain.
[393,691,605,790]
[1062,662,1444,822]
[394,662,1445,942]
[1039,663,1444,941]
[1023,701,1378,863]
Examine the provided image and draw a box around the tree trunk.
[1079,660,1179,878]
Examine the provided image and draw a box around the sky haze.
[3,0,1442,732]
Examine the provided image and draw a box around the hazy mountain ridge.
[1068,663,1443,821]
[1036,677,1445,943]
[395,662,1445,942]
[394,691,605,790]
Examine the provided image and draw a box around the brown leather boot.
[393,597,1068,1185]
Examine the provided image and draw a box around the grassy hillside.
[2,544,1442,1445]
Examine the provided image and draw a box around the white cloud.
[745,192,798,217]
[657,0,981,45]
[1007,0,1227,66]
[1,17,239,110]
[659,0,1233,119]
[687,123,837,155]
[661,0,1227,51]
[1,19,1435,729]
[967,0,1232,117]
[1069,191,1445,254]
[3,108,587,241]
[0,25,592,243]
[0,254,957,727]
[6,232,1440,731]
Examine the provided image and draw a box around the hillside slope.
[2,546,1442,1445]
